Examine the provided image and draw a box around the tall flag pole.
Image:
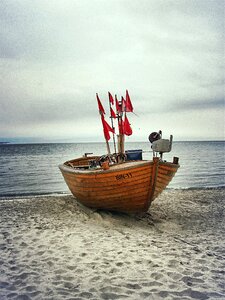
[96,93,105,114]
[115,94,125,156]
[108,92,117,154]
[123,91,133,136]
[96,93,114,155]
[96,91,134,159]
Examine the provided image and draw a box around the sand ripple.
[0,189,225,299]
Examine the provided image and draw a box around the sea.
[0,141,224,198]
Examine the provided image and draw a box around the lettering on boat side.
[116,173,132,180]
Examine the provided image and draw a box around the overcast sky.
[0,0,224,142]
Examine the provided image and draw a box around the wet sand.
[0,189,225,300]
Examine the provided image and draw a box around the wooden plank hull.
[59,157,179,213]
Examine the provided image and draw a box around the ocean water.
[0,141,224,197]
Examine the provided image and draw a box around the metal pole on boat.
[105,139,111,155]
[120,97,125,154]
[116,98,125,161]
[96,93,112,156]
[108,92,117,154]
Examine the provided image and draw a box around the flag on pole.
[108,92,114,105]
[115,95,121,113]
[96,93,105,115]
[121,96,126,112]
[110,107,117,118]
[125,90,133,112]
[123,115,132,136]
[101,115,114,141]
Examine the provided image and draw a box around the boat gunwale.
[59,159,179,175]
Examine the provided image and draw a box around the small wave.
[0,191,70,200]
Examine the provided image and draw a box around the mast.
[96,90,133,160]
[108,92,117,154]
[96,93,112,155]
[105,139,111,155]
[116,95,125,159]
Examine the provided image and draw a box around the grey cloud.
[0,0,133,62]
[0,93,98,125]
[0,0,224,140]
[171,98,224,112]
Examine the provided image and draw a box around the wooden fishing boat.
[59,153,179,213]
[59,91,179,213]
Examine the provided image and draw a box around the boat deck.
[60,160,151,174]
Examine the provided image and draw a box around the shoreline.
[0,189,225,299]
[0,186,224,200]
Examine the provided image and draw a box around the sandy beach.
[0,189,224,300]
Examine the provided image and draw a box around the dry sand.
[0,189,224,300]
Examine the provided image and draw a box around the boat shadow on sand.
[62,188,225,235]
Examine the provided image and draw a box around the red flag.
[125,90,133,112]
[110,107,117,118]
[101,115,114,140]
[108,92,114,105]
[96,93,105,114]
[121,96,126,112]
[115,95,121,113]
[123,115,132,136]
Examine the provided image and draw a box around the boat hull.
[59,158,179,213]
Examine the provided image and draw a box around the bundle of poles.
[96,90,134,157]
